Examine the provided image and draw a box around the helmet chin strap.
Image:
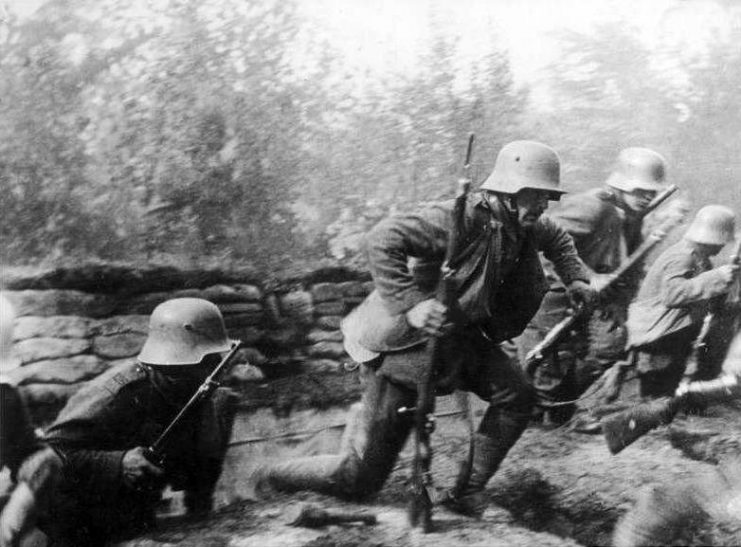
[482,191,518,216]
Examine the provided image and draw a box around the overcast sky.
[3,0,730,87]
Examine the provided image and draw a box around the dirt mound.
[121,404,741,547]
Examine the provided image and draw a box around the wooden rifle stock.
[148,340,243,462]
[602,396,683,454]
[408,134,473,532]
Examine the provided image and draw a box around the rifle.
[408,134,474,532]
[524,209,686,378]
[641,184,678,219]
[602,395,683,454]
[604,240,741,455]
[147,340,243,463]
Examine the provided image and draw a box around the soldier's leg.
[517,290,581,423]
[694,311,737,382]
[261,361,416,500]
[445,344,536,517]
[635,328,698,398]
[579,307,629,397]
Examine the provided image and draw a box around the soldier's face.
[622,188,656,213]
[515,189,550,226]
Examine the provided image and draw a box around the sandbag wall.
[2,265,372,424]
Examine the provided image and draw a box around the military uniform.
[518,148,670,422]
[0,294,63,547]
[0,378,62,547]
[519,187,645,412]
[626,238,734,397]
[40,359,236,546]
[260,172,589,511]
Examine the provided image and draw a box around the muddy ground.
[114,397,741,547]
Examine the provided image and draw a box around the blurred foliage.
[533,10,741,219]
[0,0,740,270]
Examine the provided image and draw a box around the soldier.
[38,298,238,546]
[622,205,738,399]
[517,147,670,424]
[613,329,741,547]
[0,294,62,547]
[255,140,594,518]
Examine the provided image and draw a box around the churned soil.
[122,403,741,547]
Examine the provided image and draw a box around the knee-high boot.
[258,453,353,497]
[444,412,530,518]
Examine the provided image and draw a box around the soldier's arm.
[47,441,128,499]
[536,216,591,286]
[545,192,606,250]
[662,256,732,307]
[43,382,139,498]
[365,204,450,315]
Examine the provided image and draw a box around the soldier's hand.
[405,299,448,337]
[567,280,596,311]
[0,482,35,547]
[122,447,164,489]
[590,273,618,296]
[716,264,740,287]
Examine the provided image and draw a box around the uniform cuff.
[380,288,429,315]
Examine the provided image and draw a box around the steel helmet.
[0,293,20,373]
[138,298,232,366]
[480,140,565,200]
[684,205,736,246]
[606,148,667,193]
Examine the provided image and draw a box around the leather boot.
[253,451,363,499]
[443,412,529,518]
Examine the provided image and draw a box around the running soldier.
[517,147,670,424]
[622,205,738,399]
[255,140,594,518]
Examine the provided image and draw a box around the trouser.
[634,327,699,398]
[264,337,536,500]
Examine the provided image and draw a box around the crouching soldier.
[0,294,62,547]
[255,140,593,517]
[613,329,741,547]
[38,298,238,546]
[622,205,738,400]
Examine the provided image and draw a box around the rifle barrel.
[642,184,678,217]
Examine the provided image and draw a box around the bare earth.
[121,403,741,547]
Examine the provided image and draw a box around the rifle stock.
[408,134,473,532]
[602,396,683,454]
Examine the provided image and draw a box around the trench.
[208,394,623,547]
[486,467,621,547]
